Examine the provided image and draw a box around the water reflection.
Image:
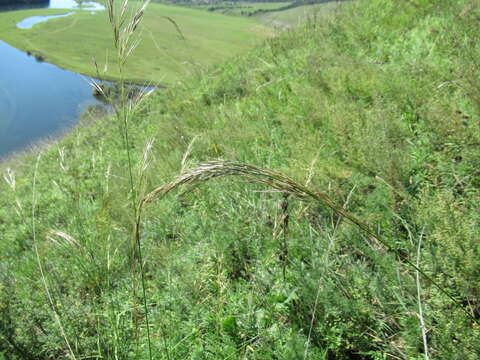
[0,1,48,11]
[17,11,73,28]
[0,40,103,159]
[49,0,105,11]
[0,0,105,12]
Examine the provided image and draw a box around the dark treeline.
[165,0,289,3]
[159,0,350,16]
[244,0,349,16]
[0,0,47,5]
[165,0,347,3]
[161,0,349,10]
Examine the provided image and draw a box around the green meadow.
[0,3,271,84]
[1,0,480,359]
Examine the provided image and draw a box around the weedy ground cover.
[1,0,479,359]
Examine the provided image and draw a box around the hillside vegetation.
[0,3,270,84]
[1,0,479,359]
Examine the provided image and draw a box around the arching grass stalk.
[138,159,480,327]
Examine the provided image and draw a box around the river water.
[0,40,103,159]
[0,1,106,160]
[0,0,105,12]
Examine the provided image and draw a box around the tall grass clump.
[91,0,161,358]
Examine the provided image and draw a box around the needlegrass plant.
[1,0,480,358]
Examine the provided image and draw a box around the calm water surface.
[17,11,73,28]
[48,0,105,10]
[0,40,102,159]
[0,0,106,160]
[0,0,105,11]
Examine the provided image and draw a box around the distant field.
[0,3,271,84]
[188,1,291,16]
[256,2,342,28]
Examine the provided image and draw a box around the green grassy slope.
[0,3,271,84]
[1,0,480,358]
